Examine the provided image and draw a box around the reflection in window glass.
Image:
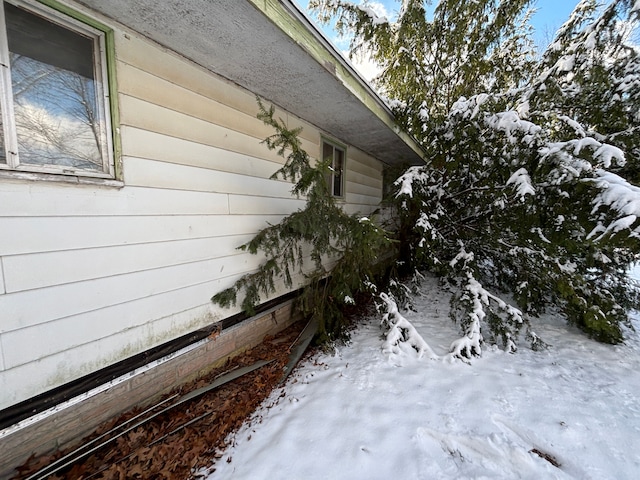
[5,3,105,171]
[333,148,344,197]
[323,141,333,165]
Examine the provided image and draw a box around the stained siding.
[0,12,383,410]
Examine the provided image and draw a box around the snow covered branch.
[379,293,439,360]
[587,169,640,240]
[450,272,526,358]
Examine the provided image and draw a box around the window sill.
[0,170,124,188]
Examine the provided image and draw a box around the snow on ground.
[206,271,640,479]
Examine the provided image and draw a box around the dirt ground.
[16,320,307,480]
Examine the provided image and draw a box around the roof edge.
[247,0,425,164]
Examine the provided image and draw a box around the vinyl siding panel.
[345,192,381,208]
[347,169,383,190]
[115,30,319,145]
[0,333,5,371]
[121,126,281,179]
[0,257,6,295]
[0,181,229,217]
[1,253,260,335]
[344,147,384,214]
[117,62,274,139]
[118,94,285,165]
[0,301,217,409]
[115,30,260,121]
[123,156,293,196]
[229,194,306,215]
[2,235,254,293]
[0,214,282,256]
[346,180,382,198]
[349,152,384,179]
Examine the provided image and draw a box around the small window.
[0,0,113,178]
[322,139,345,197]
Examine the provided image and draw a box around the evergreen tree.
[311,0,640,351]
[310,0,537,137]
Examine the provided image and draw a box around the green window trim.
[0,0,121,180]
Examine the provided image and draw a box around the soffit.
[77,0,424,166]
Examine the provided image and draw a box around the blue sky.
[297,0,583,49]
[530,0,582,46]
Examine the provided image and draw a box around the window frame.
[0,0,117,180]
[321,137,346,199]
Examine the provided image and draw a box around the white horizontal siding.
[115,30,320,145]
[3,263,298,377]
[345,191,381,206]
[1,251,265,335]
[0,182,228,217]
[229,194,306,215]
[343,148,383,215]
[0,335,5,371]
[5,295,212,369]
[0,302,218,408]
[346,180,382,199]
[123,156,293,197]
[349,153,383,179]
[119,94,285,166]
[121,126,282,179]
[0,214,283,256]
[0,257,5,295]
[347,169,383,190]
[118,61,277,145]
[116,30,260,122]
[3,235,254,293]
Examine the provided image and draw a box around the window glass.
[333,147,344,197]
[322,142,333,164]
[4,2,106,171]
[322,140,345,197]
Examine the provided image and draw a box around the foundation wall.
[0,301,300,479]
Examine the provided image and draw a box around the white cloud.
[343,49,382,82]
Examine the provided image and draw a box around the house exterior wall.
[0,2,384,413]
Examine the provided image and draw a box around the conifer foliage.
[311,0,640,350]
[212,100,392,341]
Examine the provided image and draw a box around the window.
[322,139,345,197]
[0,0,114,178]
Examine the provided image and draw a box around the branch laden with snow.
[379,292,439,360]
[588,169,640,240]
[450,271,526,358]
